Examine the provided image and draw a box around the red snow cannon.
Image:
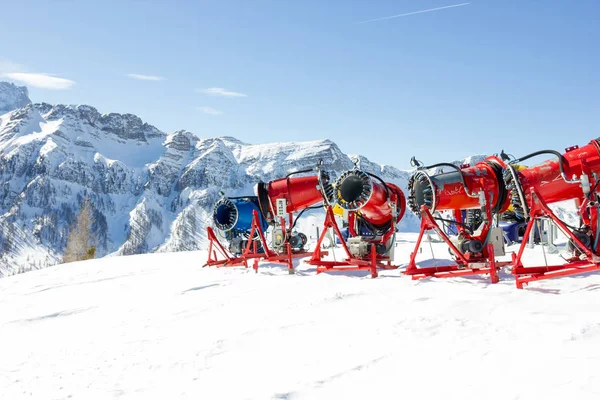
[255,168,334,222]
[407,157,510,217]
[503,141,600,219]
[404,156,511,283]
[307,168,406,278]
[504,139,600,288]
[334,169,405,228]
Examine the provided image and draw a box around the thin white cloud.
[198,106,224,115]
[357,2,470,24]
[127,73,165,81]
[0,59,25,73]
[2,72,76,90]
[197,87,247,97]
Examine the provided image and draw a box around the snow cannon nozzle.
[334,169,406,227]
[407,156,509,216]
[407,171,435,216]
[213,198,237,231]
[335,170,372,211]
[212,196,268,233]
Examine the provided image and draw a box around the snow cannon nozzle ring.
[407,171,436,216]
[213,198,238,231]
[334,169,373,211]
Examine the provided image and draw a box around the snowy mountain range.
[0,81,428,276]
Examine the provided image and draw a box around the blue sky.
[1,0,599,168]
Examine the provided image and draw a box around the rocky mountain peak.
[0,82,31,114]
[165,130,199,151]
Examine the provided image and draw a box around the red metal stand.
[203,210,312,273]
[404,206,508,283]
[511,188,600,289]
[306,206,398,278]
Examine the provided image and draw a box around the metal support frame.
[404,205,510,283]
[203,210,312,273]
[511,187,600,289]
[306,206,398,278]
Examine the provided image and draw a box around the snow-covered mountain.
[0,82,420,276]
[0,82,31,115]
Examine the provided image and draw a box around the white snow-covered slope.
[1,235,600,400]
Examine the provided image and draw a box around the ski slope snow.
[2,234,600,400]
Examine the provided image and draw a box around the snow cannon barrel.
[255,169,334,222]
[334,169,406,227]
[212,197,268,233]
[503,139,600,219]
[407,156,509,216]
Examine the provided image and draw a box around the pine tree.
[63,198,97,263]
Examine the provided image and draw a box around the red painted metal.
[359,182,406,226]
[421,156,509,213]
[308,171,404,275]
[307,206,394,278]
[258,175,324,218]
[404,206,508,282]
[404,156,512,282]
[203,210,315,273]
[517,140,600,206]
[345,182,405,239]
[511,187,600,289]
[507,139,600,288]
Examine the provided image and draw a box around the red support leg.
[203,227,238,267]
[205,209,323,273]
[370,243,378,278]
[404,205,507,283]
[488,243,499,284]
[511,188,600,288]
[307,207,396,277]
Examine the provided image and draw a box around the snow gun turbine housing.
[503,139,600,220]
[213,196,268,233]
[504,138,600,288]
[253,163,334,254]
[306,165,406,278]
[405,156,511,283]
[408,157,509,218]
[334,169,405,230]
[255,167,334,223]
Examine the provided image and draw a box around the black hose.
[485,159,508,214]
[418,163,472,196]
[588,181,600,201]
[513,150,568,182]
[433,217,474,235]
[289,204,323,231]
[286,168,314,178]
[365,172,391,200]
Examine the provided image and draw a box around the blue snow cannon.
[213,196,269,234]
